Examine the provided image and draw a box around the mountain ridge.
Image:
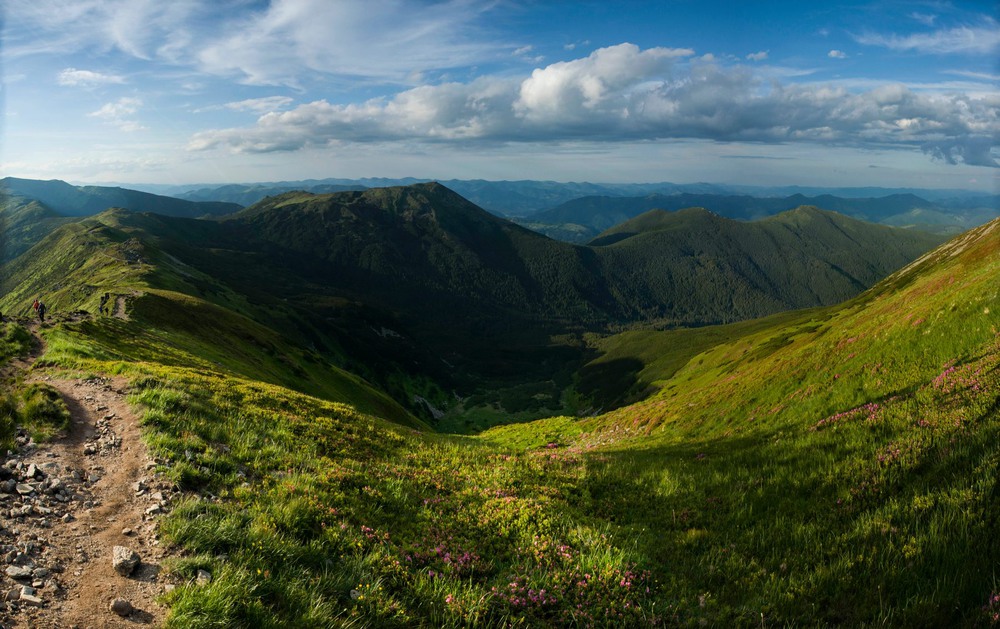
[0,202,995,626]
[1,177,242,219]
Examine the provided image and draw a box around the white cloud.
[943,70,1000,82]
[828,50,848,59]
[195,0,506,86]
[514,44,694,125]
[746,50,769,61]
[223,96,295,113]
[89,97,145,131]
[910,12,937,27]
[57,67,126,86]
[855,19,1000,54]
[7,0,507,87]
[186,43,1000,168]
[5,0,217,60]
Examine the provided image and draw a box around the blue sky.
[2,0,998,191]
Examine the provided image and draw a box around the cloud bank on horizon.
[2,0,998,190]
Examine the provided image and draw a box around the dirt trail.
[0,321,176,627]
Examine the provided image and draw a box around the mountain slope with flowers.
[0,191,995,625]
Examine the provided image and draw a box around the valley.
[0,180,997,626]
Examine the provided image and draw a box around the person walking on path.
[33,298,39,315]
[37,301,46,323]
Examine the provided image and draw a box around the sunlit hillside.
[0,194,995,624]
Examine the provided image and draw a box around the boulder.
[111,546,140,577]
[109,598,133,616]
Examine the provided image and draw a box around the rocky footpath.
[0,376,177,628]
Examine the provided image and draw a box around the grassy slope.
[0,212,420,428]
[485,218,1000,625]
[0,197,77,263]
[135,214,996,627]
[592,207,945,324]
[1,204,996,625]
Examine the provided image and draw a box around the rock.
[25,464,39,479]
[109,598,133,616]
[38,462,60,475]
[121,528,133,536]
[61,513,74,523]
[15,484,33,496]
[196,569,212,584]
[5,566,32,580]
[111,546,140,577]
[19,592,43,606]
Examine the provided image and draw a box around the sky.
[2,0,998,191]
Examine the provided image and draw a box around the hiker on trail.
[37,301,46,323]
[100,292,110,316]
[33,298,39,314]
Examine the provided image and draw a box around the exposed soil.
[0,320,177,628]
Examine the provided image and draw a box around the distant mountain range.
[1,177,241,218]
[115,177,998,219]
[1,183,943,420]
[0,177,243,262]
[522,192,1000,241]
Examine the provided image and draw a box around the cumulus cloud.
[57,67,125,86]
[828,50,848,59]
[922,135,999,167]
[855,19,1000,54]
[186,43,1000,168]
[746,50,769,61]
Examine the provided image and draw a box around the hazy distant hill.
[0,196,75,263]
[524,192,998,241]
[1,177,242,218]
[179,182,367,207]
[172,178,748,216]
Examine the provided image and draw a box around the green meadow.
[0,212,997,626]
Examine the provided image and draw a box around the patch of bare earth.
[0,368,179,628]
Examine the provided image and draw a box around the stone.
[38,462,60,475]
[111,546,140,577]
[196,569,212,584]
[109,598,133,616]
[5,566,32,580]
[15,484,33,496]
[19,592,43,606]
